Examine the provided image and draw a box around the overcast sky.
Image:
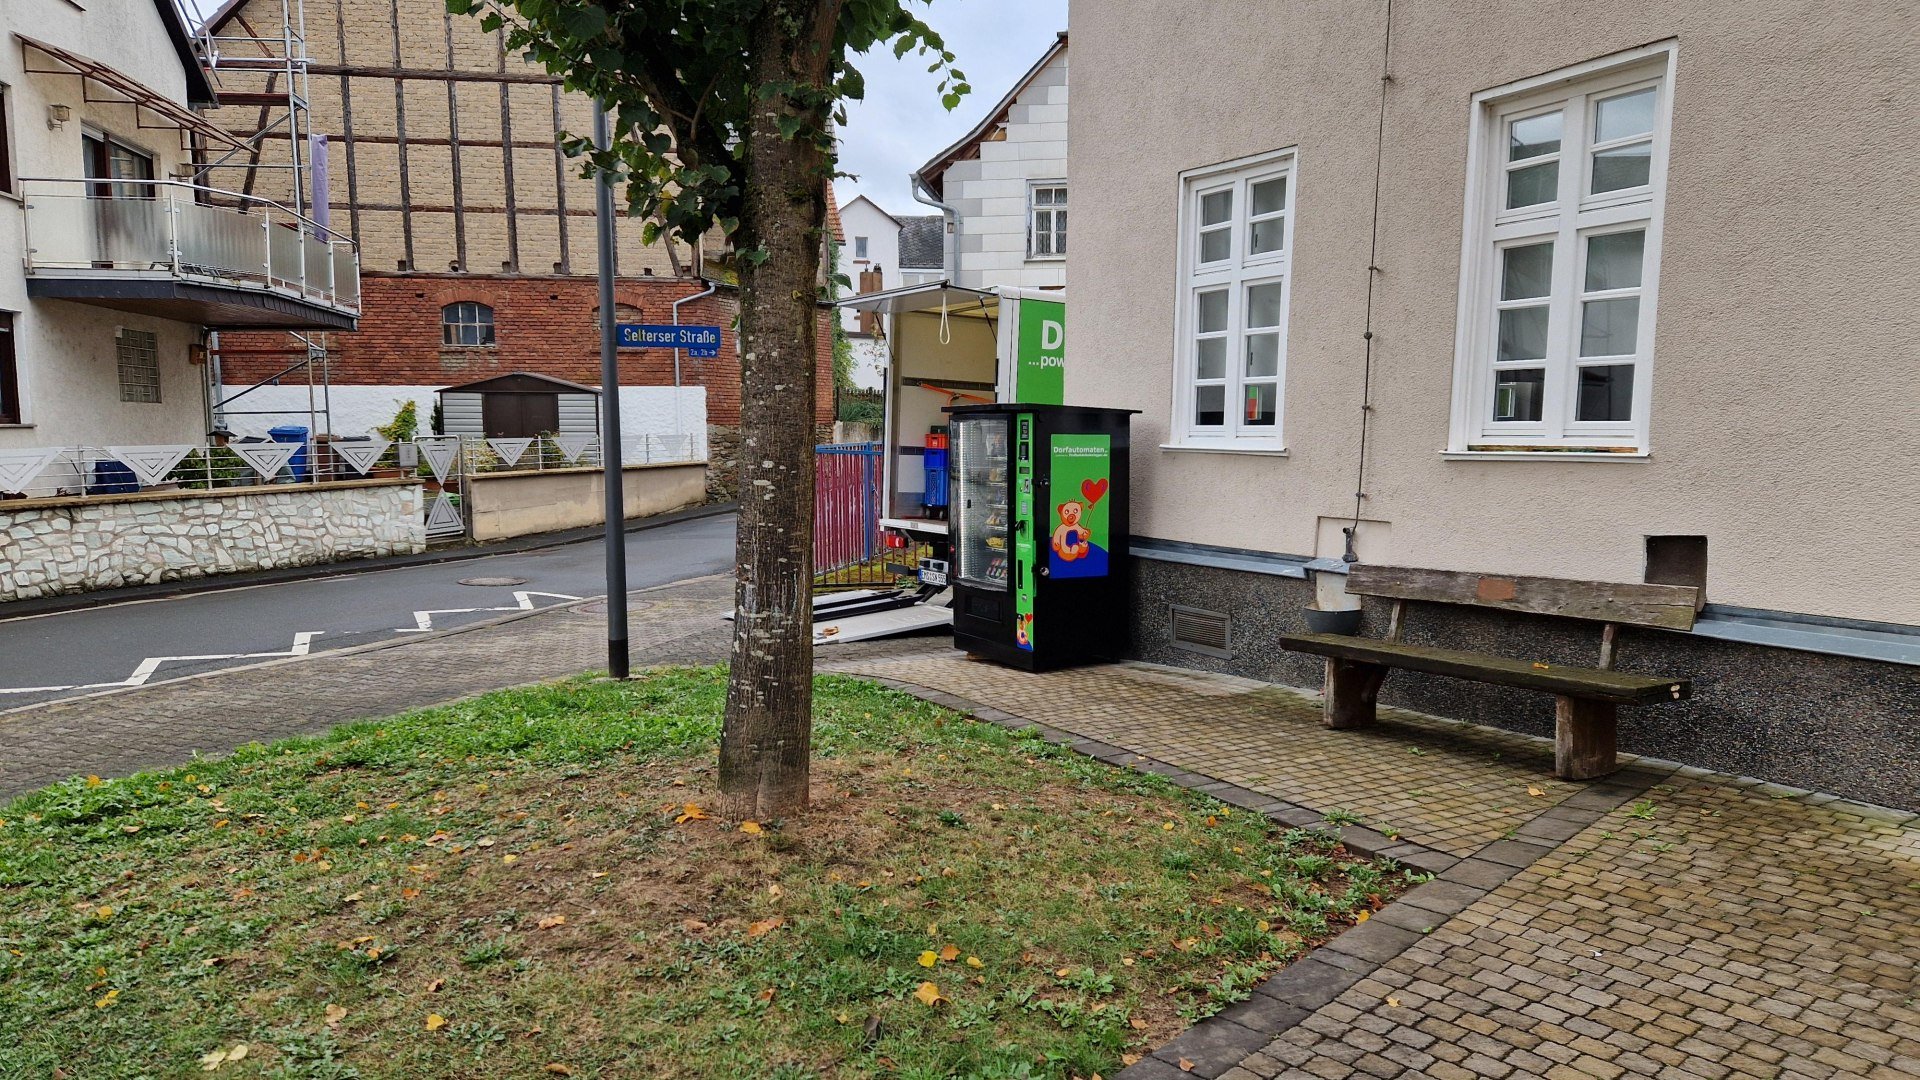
[834,0,1069,216]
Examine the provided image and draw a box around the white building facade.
[911,33,1068,292]
[0,0,358,461]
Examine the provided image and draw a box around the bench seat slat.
[1279,633,1690,705]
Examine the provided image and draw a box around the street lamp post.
[594,100,629,679]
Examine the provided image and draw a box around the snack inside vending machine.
[946,403,1137,671]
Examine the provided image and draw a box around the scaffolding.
[174,0,335,441]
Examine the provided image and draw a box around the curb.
[843,671,1673,1080]
[0,501,738,623]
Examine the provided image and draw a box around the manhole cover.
[459,576,528,586]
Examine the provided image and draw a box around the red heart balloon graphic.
[1081,477,1109,505]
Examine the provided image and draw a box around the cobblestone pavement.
[0,575,733,799]
[825,639,1920,1080]
[5,606,1916,1080]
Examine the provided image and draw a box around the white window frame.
[1168,148,1296,451]
[1448,42,1677,456]
[853,235,869,260]
[1026,181,1067,260]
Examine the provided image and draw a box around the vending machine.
[946,403,1137,671]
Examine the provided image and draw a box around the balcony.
[19,178,360,330]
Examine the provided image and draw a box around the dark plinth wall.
[1128,557,1920,812]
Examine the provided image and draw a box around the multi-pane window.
[116,328,161,404]
[853,236,869,260]
[1173,150,1294,447]
[1029,183,1067,258]
[442,301,496,346]
[1454,47,1673,451]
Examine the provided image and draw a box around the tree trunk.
[717,0,839,819]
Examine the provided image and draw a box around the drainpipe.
[671,278,718,455]
[910,170,959,282]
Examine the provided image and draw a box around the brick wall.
[218,274,835,427]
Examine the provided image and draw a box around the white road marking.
[394,590,582,633]
[0,632,324,695]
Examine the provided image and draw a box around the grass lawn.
[0,667,1421,1079]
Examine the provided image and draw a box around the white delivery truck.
[813,282,1065,642]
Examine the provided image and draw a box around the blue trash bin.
[88,459,139,495]
[268,425,311,481]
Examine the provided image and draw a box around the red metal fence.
[814,442,884,586]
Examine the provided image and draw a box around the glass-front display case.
[952,416,1009,590]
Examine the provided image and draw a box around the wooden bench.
[1280,565,1698,780]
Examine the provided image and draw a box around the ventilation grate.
[1169,604,1232,658]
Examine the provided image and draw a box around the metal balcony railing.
[18,177,360,316]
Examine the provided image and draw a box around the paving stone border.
[852,673,1677,1080]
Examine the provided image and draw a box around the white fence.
[0,432,704,543]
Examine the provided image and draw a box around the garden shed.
[438,372,601,440]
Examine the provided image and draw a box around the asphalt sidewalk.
[3,593,1915,1080]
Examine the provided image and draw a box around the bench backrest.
[1346,565,1701,632]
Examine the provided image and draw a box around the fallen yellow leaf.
[86,776,103,787]
[918,951,938,968]
[1179,1058,1196,1072]
[1256,920,1272,932]
[94,989,119,1008]
[913,981,944,1006]
[740,821,763,835]
[1130,1017,1149,1030]
[938,944,961,963]
[537,915,567,930]
[1355,910,1370,924]
[425,1013,448,1032]
[425,977,445,993]
[1386,995,1402,1008]
[95,906,114,920]
[835,1011,851,1024]
[673,803,709,824]
[965,955,984,969]
[323,1003,347,1027]
[1055,967,1073,978]
[543,1066,573,1077]
[746,916,784,938]
[502,854,518,864]
[1528,785,1547,798]
[1162,821,1175,831]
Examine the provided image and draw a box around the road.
[0,512,735,709]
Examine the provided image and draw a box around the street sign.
[616,323,722,357]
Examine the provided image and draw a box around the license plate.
[919,568,948,587]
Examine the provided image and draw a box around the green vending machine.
[946,403,1137,672]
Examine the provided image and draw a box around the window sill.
[1024,254,1067,263]
[0,423,36,429]
[1442,448,1649,462]
[1160,442,1289,457]
[0,190,22,205]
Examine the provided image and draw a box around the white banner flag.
[0,448,65,494]
[104,445,194,487]
[487,437,534,467]
[332,439,393,475]
[231,442,301,481]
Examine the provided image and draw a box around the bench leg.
[1323,658,1387,730]
[1555,697,1619,780]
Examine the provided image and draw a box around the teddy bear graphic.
[1051,500,1093,562]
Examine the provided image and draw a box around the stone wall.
[0,479,424,604]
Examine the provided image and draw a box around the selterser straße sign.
[617,324,722,357]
